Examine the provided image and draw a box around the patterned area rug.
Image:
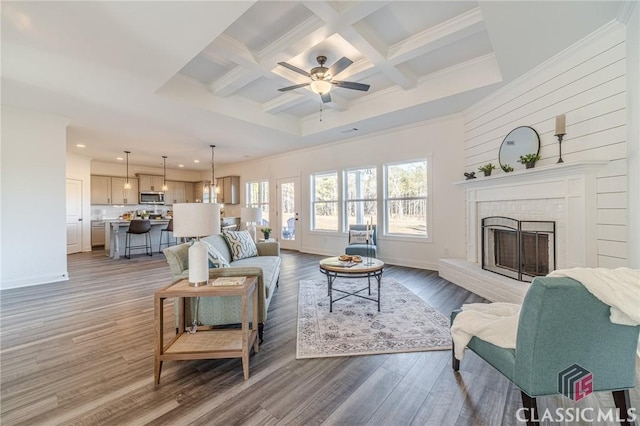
[296,278,452,359]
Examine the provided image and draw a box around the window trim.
[245,179,270,225]
[343,166,377,232]
[383,157,432,242]
[310,170,340,232]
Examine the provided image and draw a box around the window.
[385,160,428,236]
[311,172,338,231]
[345,167,377,227]
[246,180,269,226]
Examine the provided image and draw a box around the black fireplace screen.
[482,216,555,282]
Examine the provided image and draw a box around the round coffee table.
[319,257,385,312]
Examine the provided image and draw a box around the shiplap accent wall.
[462,22,628,268]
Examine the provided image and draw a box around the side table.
[154,276,259,385]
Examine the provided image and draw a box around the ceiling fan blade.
[321,92,332,103]
[331,80,370,91]
[277,62,310,77]
[328,56,353,78]
[278,82,310,92]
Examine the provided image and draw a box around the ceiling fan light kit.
[277,55,370,103]
[310,80,331,95]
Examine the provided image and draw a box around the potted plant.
[262,227,272,240]
[501,164,514,173]
[478,163,496,177]
[518,153,541,169]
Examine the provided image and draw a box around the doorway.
[276,177,300,251]
[66,178,83,254]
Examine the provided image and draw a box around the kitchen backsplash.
[91,205,171,220]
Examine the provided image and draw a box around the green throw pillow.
[222,230,258,261]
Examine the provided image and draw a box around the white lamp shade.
[241,207,262,224]
[172,203,219,238]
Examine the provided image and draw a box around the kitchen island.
[109,219,172,259]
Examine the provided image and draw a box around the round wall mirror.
[499,126,540,171]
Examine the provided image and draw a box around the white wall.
[66,154,92,251]
[1,106,69,289]
[462,22,631,268]
[217,115,467,270]
[626,4,639,268]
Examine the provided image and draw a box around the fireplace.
[482,216,556,282]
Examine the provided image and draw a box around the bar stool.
[125,219,152,259]
[158,218,177,253]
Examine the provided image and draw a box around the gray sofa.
[163,234,281,341]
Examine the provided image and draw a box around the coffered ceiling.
[1,1,627,170]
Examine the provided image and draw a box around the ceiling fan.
[277,55,370,103]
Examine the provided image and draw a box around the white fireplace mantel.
[440,161,607,303]
[453,161,608,189]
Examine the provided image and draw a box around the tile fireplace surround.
[439,161,607,303]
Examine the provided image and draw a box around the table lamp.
[241,207,262,242]
[172,203,220,286]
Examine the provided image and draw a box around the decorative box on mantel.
[440,161,607,304]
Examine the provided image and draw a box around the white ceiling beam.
[206,33,311,97]
[257,15,329,63]
[263,91,308,114]
[210,67,262,97]
[303,1,416,89]
[387,8,485,65]
[343,24,417,89]
[206,34,257,68]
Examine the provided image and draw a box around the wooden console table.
[154,276,259,385]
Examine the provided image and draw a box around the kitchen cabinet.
[216,176,240,204]
[91,176,138,205]
[164,181,186,205]
[164,181,200,204]
[184,182,196,203]
[111,177,139,205]
[91,176,111,204]
[91,222,106,247]
[138,174,165,192]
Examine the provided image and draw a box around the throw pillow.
[350,229,374,244]
[202,240,230,268]
[222,230,258,261]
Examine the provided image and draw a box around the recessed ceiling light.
[194,160,200,163]
[178,164,184,168]
[116,157,124,161]
[76,144,85,148]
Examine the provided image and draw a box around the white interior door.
[66,178,83,254]
[276,177,300,251]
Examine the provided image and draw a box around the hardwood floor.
[1,250,637,425]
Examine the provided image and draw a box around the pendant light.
[124,151,131,190]
[162,156,168,191]
[210,144,216,203]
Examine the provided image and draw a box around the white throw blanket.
[450,302,521,360]
[548,267,640,326]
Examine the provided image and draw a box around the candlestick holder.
[366,237,373,265]
[555,133,565,163]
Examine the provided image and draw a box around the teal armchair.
[451,276,639,426]
[345,224,377,258]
